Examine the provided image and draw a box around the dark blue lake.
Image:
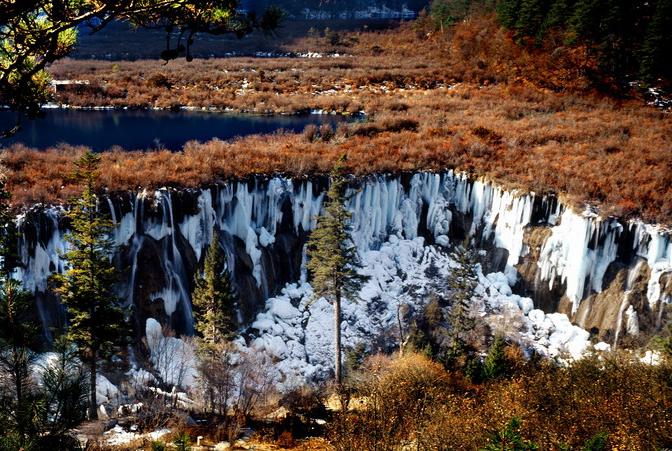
[0,109,352,151]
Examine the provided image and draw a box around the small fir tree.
[306,154,368,383]
[192,232,238,343]
[483,335,509,380]
[51,151,129,419]
[480,417,537,451]
[0,177,19,275]
[173,432,192,451]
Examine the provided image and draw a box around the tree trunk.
[334,290,342,384]
[89,358,97,420]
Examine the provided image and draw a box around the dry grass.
[3,17,671,224]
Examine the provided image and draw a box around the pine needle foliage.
[306,154,368,382]
[192,232,238,343]
[480,417,537,451]
[483,335,509,380]
[0,277,39,451]
[445,240,479,363]
[51,151,129,419]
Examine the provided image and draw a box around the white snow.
[103,425,170,445]
[246,237,595,386]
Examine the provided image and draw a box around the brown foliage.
[2,17,670,225]
[330,352,672,451]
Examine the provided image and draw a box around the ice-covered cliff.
[15,172,672,347]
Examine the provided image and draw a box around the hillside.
[3,17,671,224]
[3,8,672,451]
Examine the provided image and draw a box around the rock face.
[15,172,672,346]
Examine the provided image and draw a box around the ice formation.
[248,236,599,385]
[14,171,672,356]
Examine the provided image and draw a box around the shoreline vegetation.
[2,17,671,225]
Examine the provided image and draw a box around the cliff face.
[15,172,672,346]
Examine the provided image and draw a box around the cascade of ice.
[613,259,645,350]
[178,189,215,262]
[15,171,672,340]
[632,224,672,309]
[537,211,621,314]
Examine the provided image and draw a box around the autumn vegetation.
[2,7,672,450]
[2,14,671,224]
[84,348,672,451]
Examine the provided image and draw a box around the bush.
[146,73,172,89]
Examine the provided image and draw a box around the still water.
[0,109,351,151]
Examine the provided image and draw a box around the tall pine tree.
[52,151,129,419]
[445,240,479,365]
[192,232,238,343]
[306,154,368,383]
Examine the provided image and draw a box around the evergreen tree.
[0,177,18,275]
[0,283,87,451]
[173,432,192,451]
[0,277,40,451]
[483,335,509,380]
[515,0,552,42]
[192,232,238,343]
[36,337,88,451]
[581,431,608,451]
[445,240,479,365]
[51,151,129,419]
[480,417,537,451]
[404,294,446,360]
[306,154,368,383]
[497,0,523,29]
[639,0,672,82]
[0,176,40,450]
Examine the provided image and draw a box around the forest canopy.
[496,0,672,85]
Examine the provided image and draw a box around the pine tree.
[306,154,368,383]
[480,417,537,451]
[51,151,129,419]
[497,0,523,29]
[0,277,40,451]
[192,232,238,343]
[0,176,40,450]
[0,178,17,276]
[36,337,88,451]
[639,0,672,82]
[445,240,479,365]
[483,335,509,380]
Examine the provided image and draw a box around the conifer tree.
[192,232,238,343]
[445,240,479,364]
[483,335,509,380]
[480,417,537,451]
[306,154,368,383]
[0,174,39,450]
[51,151,129,419]
[0,277,39,451]
[0,178,87,450]
[639,0,672,82]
